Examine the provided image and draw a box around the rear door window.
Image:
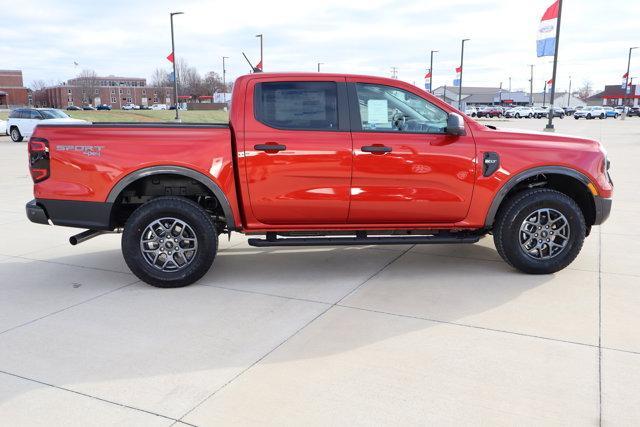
[254,82,338,131]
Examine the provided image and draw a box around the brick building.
[586,84,640,107]
[0,70,30,108]
[33,75,173,109]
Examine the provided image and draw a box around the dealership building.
[586,84,640,107]
[432,85,584,109]
[0,70,30,108]
[33,75,173,109]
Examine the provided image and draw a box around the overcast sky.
[2,0,638,93]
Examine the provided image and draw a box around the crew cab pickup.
[26,73,613,287]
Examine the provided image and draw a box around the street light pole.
[567,75,572,108]
[222,56,229,105]
[429,50,438,94]
[170,11,183,121]
[255,34,263,70]
[622,46,637,120]
[317,62,323,72]
[529,64,534,106]
[458,38,470,110]
[508,76,512,93]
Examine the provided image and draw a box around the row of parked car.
[465,105,640,120]
[66,103,177,111]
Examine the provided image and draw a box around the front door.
[347,80,476,223]
[243,78,352,225]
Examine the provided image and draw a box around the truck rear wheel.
[122,197,218,288]
[493,188,586,274]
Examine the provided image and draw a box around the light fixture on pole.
[458,38,470,110]
[169,12,184,121]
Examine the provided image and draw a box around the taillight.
[28,137,50,183]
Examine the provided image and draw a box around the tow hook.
[69,228,122,245]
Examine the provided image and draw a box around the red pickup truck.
[26,73,613,287]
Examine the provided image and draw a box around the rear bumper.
[26,199,49,225]
[593,196,612,225]
[26,199,113,230]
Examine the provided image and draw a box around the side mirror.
[446,112,466,136]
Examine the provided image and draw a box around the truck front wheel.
[493,188,586,274]
[122,197,218,288]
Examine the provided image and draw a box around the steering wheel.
[391,112,407,131]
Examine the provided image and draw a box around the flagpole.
[458,39,469,110]
[545,0,562,131]
[170,12,183,121]
[622,47,638,120]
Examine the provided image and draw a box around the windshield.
[40,109,69,119]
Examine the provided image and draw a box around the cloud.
[2,0,639,92]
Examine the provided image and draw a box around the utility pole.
[622,46,637,119]
[543,81,547,107]
[508,76,512,93]
[222,56,229,105]
[567,75,572,108]
[545,0,563,130]
[317,62,323,72]
[255,34,263,70]
[429,50,438,94]
[529,64,534,106]
[499,82,503,105]
[170,11,184,121]
[458,38,470,110]
[391,67,398,79]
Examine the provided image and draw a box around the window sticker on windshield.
[367,99,388,125]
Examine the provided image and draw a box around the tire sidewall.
[10,127,21,142]
[122,198,218,287]
[496,191,586,274]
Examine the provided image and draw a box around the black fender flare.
[484,166,593,227]
[106,165,236,231]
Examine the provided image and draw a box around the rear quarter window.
[254,81,338,131]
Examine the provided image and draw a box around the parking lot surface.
[0,117,638,425]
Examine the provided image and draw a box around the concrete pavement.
[0,117,638,425]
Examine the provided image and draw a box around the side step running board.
[248,233,480,247]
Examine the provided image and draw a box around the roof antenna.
[242,52,262,73]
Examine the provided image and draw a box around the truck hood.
[485,126,598,148]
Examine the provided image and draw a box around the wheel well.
[110,173,227,229]
[493,173,596,230]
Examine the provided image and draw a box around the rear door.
[346,79,476,223]
[242,77,352,225]
[22,110,41,136]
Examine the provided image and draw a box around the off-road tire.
[122,197,218,288]
[493,188,586,274]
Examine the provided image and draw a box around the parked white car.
[0,119,6,135]
[504,106,534,118]
[574,106,607,120]
[122,103,140,110]
[7,108,88,142]
[149,104,168,110]
[464,106,477,117]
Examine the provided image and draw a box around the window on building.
[127,97,132,103]
[153,97,159,103]
[119,89,123,94]
[142,89,146,95]
[95,89,99,95]
[111,97,117,103]
[254,81,339,131]
[127,89,131,95]
[68,96,73,102]
[68,101,74,106]
[111,89,115,94]
[67,89,72,95]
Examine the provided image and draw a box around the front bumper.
[593,196,612,225]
